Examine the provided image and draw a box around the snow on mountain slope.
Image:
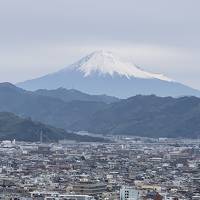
[61,50,171,81]
[17,50,200,98]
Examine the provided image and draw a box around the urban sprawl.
[0,137,200,200]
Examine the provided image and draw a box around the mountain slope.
[1,83,200,139]
[17,51,200,97]
[0,82,108,130]
[65,50,171,81]
[35,88,119,104]
[70,95,200,138]
[0,112,106,142]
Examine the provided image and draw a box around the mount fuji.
[18,51,200,98]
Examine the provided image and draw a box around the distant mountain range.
[71,95,200,138]
[35,88,119,104]
[0,82,200,139]
[0,112,106,142]
[0,82,108,130]
[17,51,200,97]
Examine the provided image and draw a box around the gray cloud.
[0,0,200,89]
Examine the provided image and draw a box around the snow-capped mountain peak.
[64,50,171,81]
[17,50,200,97]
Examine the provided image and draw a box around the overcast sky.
[0,0,200,89]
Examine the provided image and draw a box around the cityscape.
[0,136,199,199]
[0,1,200,199]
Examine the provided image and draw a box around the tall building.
[120,186,139,200]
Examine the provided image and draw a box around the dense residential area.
[0,137,199,199]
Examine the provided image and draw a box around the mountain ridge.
[35,87,119,104]
[17,51,200,98]
[1,83,200,138]
[0,82,108,130]
[0,112,106,142]
[70,95,200,138]
[62,50,171,81]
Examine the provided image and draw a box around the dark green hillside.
[71,95,200,138]
[0,112,106,142]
